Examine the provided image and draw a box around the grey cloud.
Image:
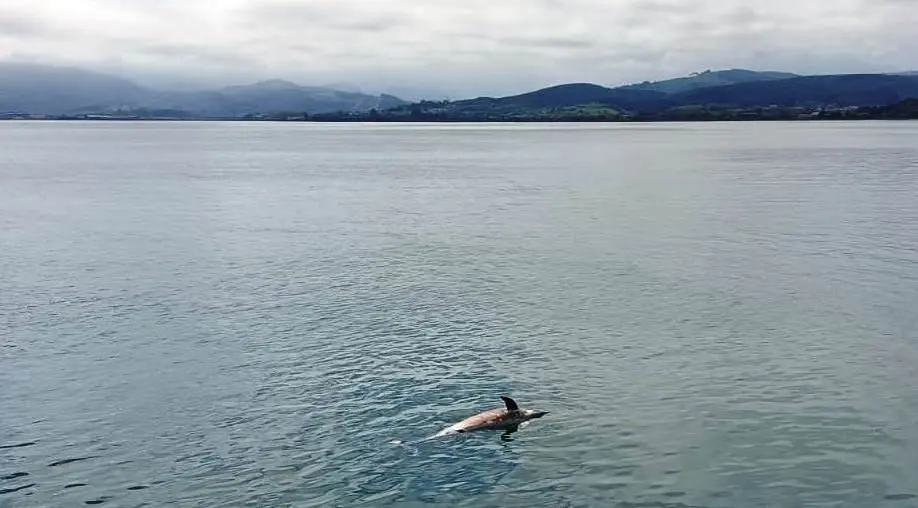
[725,6,763,24]
[492,36,596,50]
[0,11,51,37]
[237,1,407,33]
[625,0,704,14]
[133,43,255,67]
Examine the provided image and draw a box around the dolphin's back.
[450,408,512,432]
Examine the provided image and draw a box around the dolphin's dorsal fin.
[500,396,519,412]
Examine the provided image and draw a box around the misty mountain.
[0,62,148,114]
[620,69,800,94]
[143,79,405,117]
[219,79,404,113]
[320,82,364,93]
[0,63,406,116]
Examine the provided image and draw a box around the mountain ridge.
[3,63,918,120]
[367,71,918,121]
[672,73,918,108]
[618,68,800,94]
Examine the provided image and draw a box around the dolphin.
[433,396,549,438]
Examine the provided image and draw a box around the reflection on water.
[2,120,918,507]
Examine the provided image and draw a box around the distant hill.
[374,84,672,121]
[0,63,406,116]
[377,69,818,120]
[620,69,800,94]
[365,70,918,122]
[672,74,918,108]
[5,63,918,121]
[468,83,668,109]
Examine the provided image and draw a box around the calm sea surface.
[2,121,918,507]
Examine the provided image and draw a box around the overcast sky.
[0,0,915,98]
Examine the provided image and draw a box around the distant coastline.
[2,65,917,123]
[3,100,917,123]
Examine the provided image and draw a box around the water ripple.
[2,122,918,506]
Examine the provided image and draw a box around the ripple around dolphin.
[0,442,37,450]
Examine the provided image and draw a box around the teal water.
[2,121,918,507]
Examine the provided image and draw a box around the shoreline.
[2,117,916,123]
